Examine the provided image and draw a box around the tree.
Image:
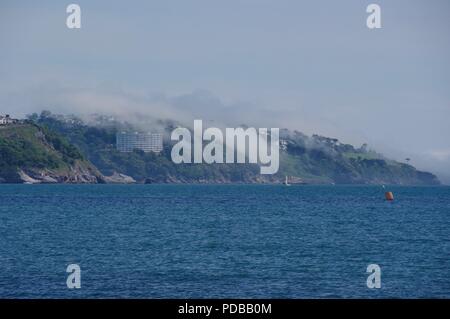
[40,110,52,119]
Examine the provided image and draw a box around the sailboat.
[284,175,291,186]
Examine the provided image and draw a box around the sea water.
[0,184,449,298]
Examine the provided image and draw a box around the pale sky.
[1,0,449,182]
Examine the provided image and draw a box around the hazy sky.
[1,0,449,182]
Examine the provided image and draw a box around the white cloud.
[428,149,450,162]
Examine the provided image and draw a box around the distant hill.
[0,122,104,183]
[277,130,439,185]
[17,111,440,185]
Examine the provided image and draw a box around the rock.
[41,175,58,183]
[104,172,136,184]
[17,169,41,184]
[10,162,105,184]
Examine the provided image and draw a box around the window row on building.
[116,132,163,153]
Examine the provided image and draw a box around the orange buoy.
[385,191,394,201]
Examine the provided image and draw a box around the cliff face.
[0,124,104,184]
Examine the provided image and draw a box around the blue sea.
[0,184,449,298]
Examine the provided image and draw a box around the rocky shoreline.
[1,163,105,184]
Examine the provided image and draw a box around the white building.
[116,132,163,153]
[0,115,18,125]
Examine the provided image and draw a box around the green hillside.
[25,111,440,185]
[0,122,104,183]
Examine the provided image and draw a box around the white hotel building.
[116,132,163,153]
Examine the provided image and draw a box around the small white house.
[0,115,18,125]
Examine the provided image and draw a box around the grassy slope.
[0,123,88,178]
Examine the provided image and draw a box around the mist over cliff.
[3,110,437,186]
[8,85,445,184]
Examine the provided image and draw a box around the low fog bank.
[3,87,449,184]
